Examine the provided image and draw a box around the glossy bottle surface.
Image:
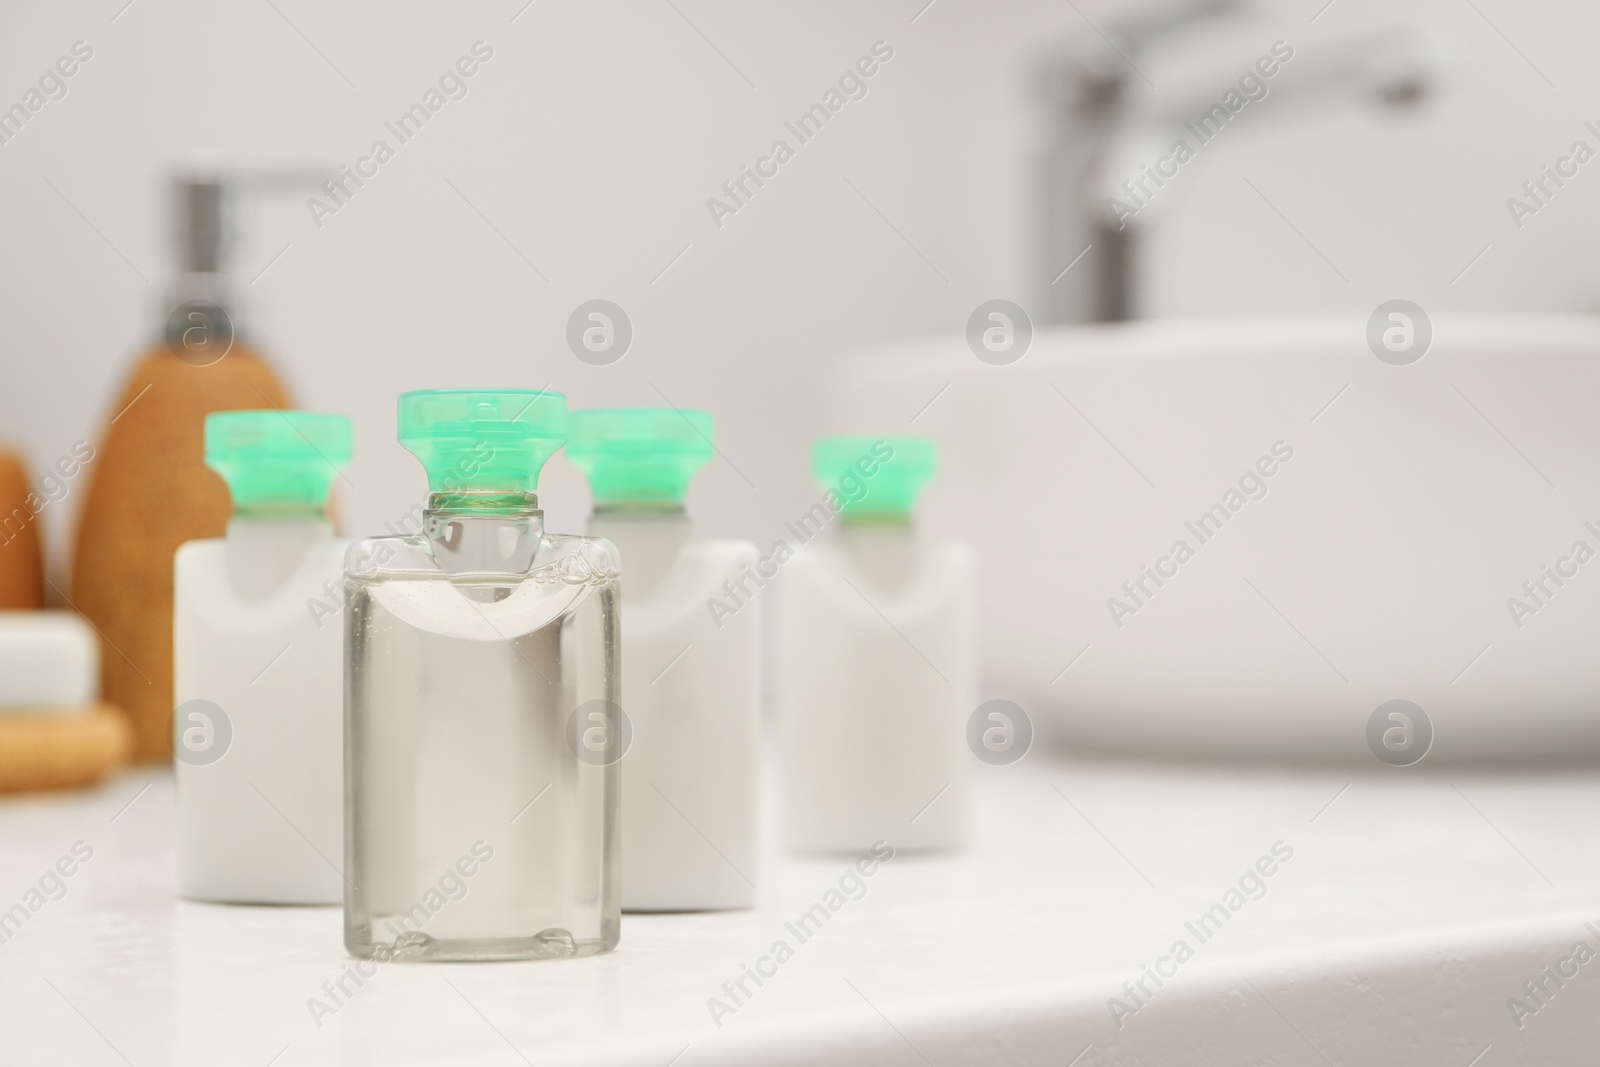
[344,513,620,961]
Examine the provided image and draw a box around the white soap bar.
[0,611,98,710]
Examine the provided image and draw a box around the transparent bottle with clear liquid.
[343,390,621,962]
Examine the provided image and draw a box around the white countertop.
[1,754,1597,1066]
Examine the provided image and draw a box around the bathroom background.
[5,1,1600,1063]
[2,0,1597,567]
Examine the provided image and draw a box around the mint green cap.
[813,436,936,518]
[205,411,351,514]
[566,408,714,505]
[397,389,566,494]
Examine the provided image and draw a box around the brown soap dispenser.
[71,170,290,762]
[0,449,45,609]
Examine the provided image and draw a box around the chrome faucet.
[1035,4,1433,323]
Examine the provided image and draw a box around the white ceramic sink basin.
[834,316,1600,762]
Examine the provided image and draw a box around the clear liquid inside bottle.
[344,497,620,961]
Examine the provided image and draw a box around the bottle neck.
[162,270,243,355]
[593,500,685,517]
[837,518,917,593]
[224,514,332,599]
[167,270,232,313]
[588,503,690,602]
[839,511,912,528]
[426,490,540,517]
[424,491,544,578]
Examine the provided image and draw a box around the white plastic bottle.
[173,411,351,904]
[777,436,974,852]
[568,408,759,910]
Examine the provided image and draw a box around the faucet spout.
[1035,12,1436,324]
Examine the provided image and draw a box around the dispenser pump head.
[165,167,238,361]
[163,165,329,358]
[398,389,568,497]
[176,175,226,276]
[813,436,937,520]
[205,411,351,515]
[566,408,714,507]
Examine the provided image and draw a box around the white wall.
[0,0,1595,574]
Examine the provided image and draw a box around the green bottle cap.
[205,411,352,515]
[813,436,936,519]
[397,389,567,495]
[566,408,714,506]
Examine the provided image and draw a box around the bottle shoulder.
[784,535,974,609]
[623,538,758,613]
[682,537,759,566]
[348,533,617,641]
[346,529,619,585]
[542,532,622,584]
[175,537,226,565]
[176,541,348,635]
[177,535,348,592]
[789,535,973,571]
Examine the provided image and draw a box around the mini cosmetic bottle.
[567,408,759,911]
[777,437,974,852]
[174,411,351,903]
[344,390,621,962]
